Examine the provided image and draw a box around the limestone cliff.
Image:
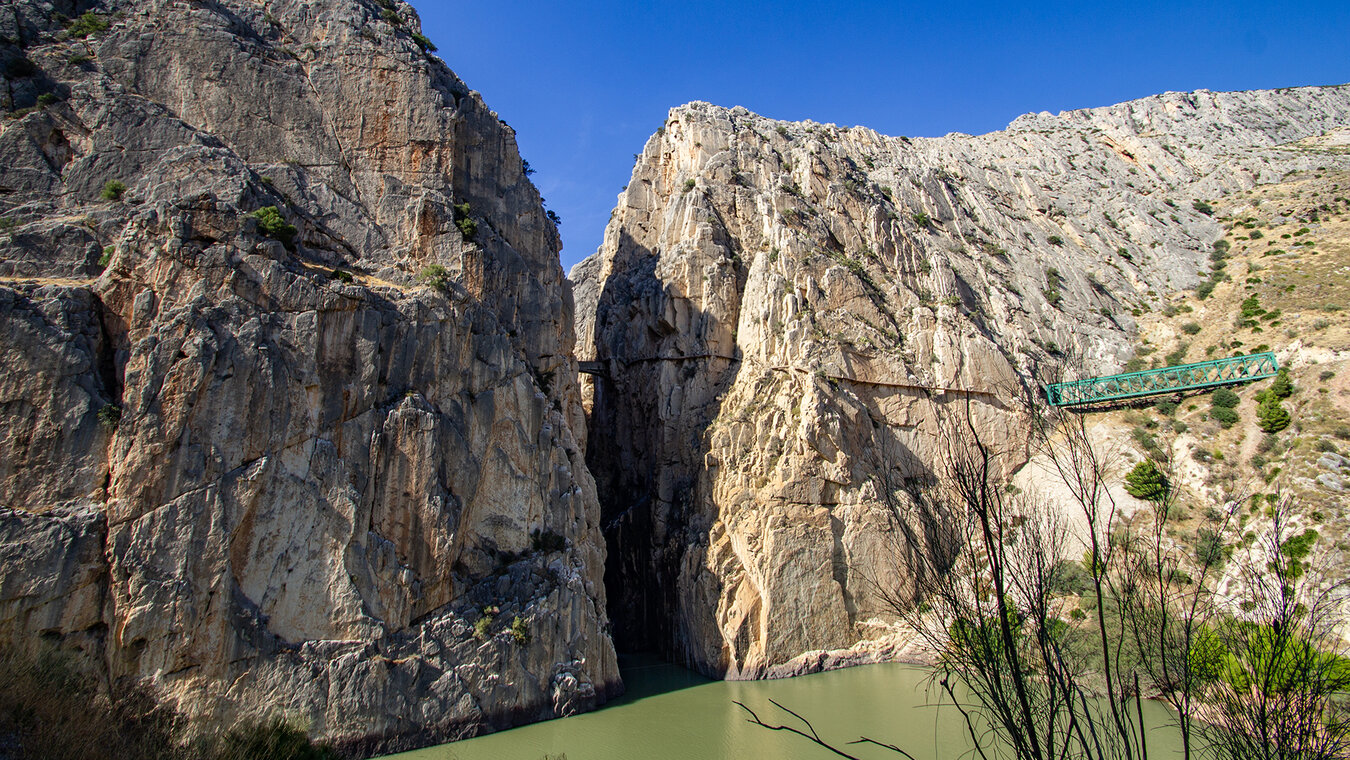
[572,86,1350,678]
[0,0,617,752]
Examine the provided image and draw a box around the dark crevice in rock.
[583,232,743,672]
[91,293,122,407]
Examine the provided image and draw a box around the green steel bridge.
[1045,352,1279,407]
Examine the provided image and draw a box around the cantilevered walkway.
[583,352,1280,410]
[1045,352,1279,407]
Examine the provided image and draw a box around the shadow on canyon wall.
[582,232,743,662]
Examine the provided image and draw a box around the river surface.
[388,655,1184,760]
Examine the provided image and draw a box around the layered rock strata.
[572,85,1350,678]
[0,0,616,751]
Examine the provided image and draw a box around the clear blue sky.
[418,1,1350,271]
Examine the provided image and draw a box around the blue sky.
[418,1,1350,271]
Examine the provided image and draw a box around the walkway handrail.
[1045,352,1278,407]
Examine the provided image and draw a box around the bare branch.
[733,701,870,760]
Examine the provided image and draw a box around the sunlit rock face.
[572,86,1350,679]
[0,0,617,751]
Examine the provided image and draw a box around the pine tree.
[1257,395,1291,433]
[1124,459,1169,502]
[1269,368,1294,399]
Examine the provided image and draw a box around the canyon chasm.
[2,0,1349,754]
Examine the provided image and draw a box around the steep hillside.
[1086,160,1350,586]
[571,86,1350,678]
[0,0,616,752]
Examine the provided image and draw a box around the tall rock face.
[0,0,617,751]
[572,86,1350,678]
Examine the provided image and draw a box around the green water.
[389,656,1184,760]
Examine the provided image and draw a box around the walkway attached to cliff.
[577,355,1004,401]
[1044,352,1279,407]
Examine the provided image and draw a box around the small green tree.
[68,12,110,38]
[1125,458,1169,501]
[453,202,477,241]
[100,180,126,201]
[473,605,499,641]
[510,616,530,645]
[1269,368,1294,399]
[1211,388,1240,408]
[411,32,437,52]
[97,404,122,429]
[1257,395,1291,433]
[250,206,297,248]
[418,264,451,291]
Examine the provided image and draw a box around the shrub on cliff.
[100,180,126,202]
[67,12,110,39]
[250,206,297,248]
[97,403,122,429]
[410,32,436,52]
[453,203,477,241]
[1211,406,1239,428]
[510,616,531,646]
[418,264,451,291]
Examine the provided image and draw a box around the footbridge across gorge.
[1044,352,1279,408]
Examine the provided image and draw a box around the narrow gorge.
[2,0,1349,756]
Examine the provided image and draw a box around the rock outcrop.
[572,86,1350,678]
[0,0,616,751]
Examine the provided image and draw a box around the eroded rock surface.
[0,0,616,751]
[572,86,1350,678]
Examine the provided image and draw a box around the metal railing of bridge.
[1044,352,1279,407]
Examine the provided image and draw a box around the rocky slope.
[1092,161,1350,578]
[572,86,1350,678]
[0,0,616,752]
